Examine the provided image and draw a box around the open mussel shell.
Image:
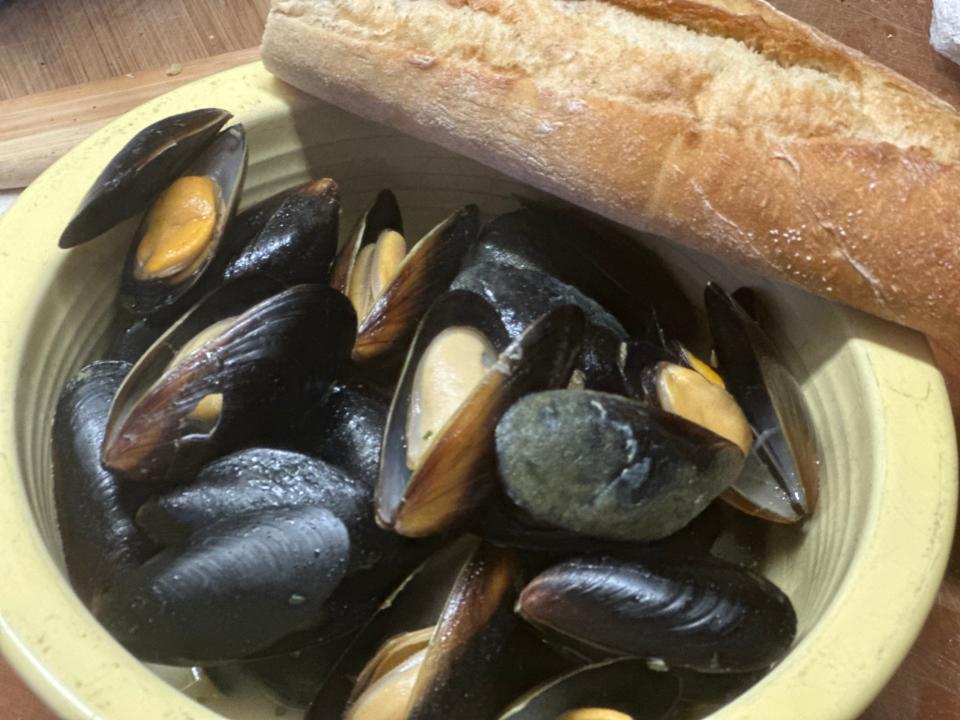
[497,658,680,720]
[641,361,753,456]
[497,390,745,543]
[308,536,481,716]
[102,278,356,483]
[377,290,585,537]
[519,554,797,674]
[96,505,350,665]
[52,361,157,607]
[331,541,528,720]
[222,177,339,286]
[354,205,480,362]
[331,189,404,294]
[452,261,628,393]
[342,201,480,363]
[704,283,819,523]
[291,381,389,488]
[58,108,231,248]
[620,340,671,400]
[467,204,697,345]
[118,125,248,319]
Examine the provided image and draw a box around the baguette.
[261,0,960,351]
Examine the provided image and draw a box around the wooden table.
[1,1,959,718]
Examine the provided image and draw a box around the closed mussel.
[221,178,340,286]
[58,108,231,248]
[497,390,745,542]
[135,448,370,551]
[377,290,585,537]
[136,446,429,653]
[518,554,797,674]
[104,315,167,364]
[101,279,356,483]
[452,261,628,393]
[96,505,351,665]
[119,125,248,319]
[704,283,819,523]
[497,658,680,720]
[466,204,697,345]
[52,360,156,607]
[291,381,390,488]
[333,191,480,362]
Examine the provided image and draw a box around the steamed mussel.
[50,110,821,719]
[332,190,480,363]
[118,124,248,319]
[58,108,231,248]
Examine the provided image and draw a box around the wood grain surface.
[0,0,959,719]
[774,0,960,108]
[0,48,260,189]
[0,0,270,100]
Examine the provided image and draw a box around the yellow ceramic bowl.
[0,62,956,720]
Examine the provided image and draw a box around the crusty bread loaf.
[261,0,960,350]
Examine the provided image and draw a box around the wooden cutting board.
[776,0,960,108]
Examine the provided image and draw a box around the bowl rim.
[0,61,955,720]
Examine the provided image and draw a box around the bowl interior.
[0,63,954,720]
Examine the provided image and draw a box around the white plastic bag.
[931,0,960,65]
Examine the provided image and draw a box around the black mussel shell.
[331,189,404,294]
[671,666,766,712]
[290,381,389,488]
[135,449,368,554]
[331,188,402,293]
[58,108,231,248]
[222,178,339,286]
[242,633,359,708]
[451,262,624,341]
[466,203,696,345]
[352,205,480,363]
[222,182,316,254]
[497,390,745,542]
[378,291,585,537]
[704,283,819,523]
[96,505,350,664]
[136,448,413,596]
[401,543,522,720]
[296,539,437,650]
[103,314,168,364]
[497,658,680,720]
[308,536,480,717]
[52,361,157,607]
[518,554,797,674]
[102,280,356,483]
[244,533,436,664]
[475,491,725,560]
[119,125,248,319]
[316,541,525,720]
[620,338,676,400]
[452,261,627,392]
